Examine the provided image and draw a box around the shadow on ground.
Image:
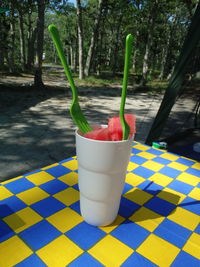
[1,82,196,181]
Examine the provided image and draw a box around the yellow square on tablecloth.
[142,161,164,172]
[124,188,153,205]
[167,207,199,231]
[53,188,79,206]
[47,207,83,233]
[129,207,164,232]
[137,151,157,160]
[3,207,42,233]
[16,187,49,205]
[99,215,125,233]
[160,153,179,161]
[133,144,150,151]
[58,172,78,186]
[0,236,32,267]
[125,173,145,187]
[176,172,199,186]
[191,162,200,170]
[127,162,139,172]
[157,187,186,205]
[89,235,133,267]
[148,173,173,187]
[136,234,180,266]
[167,162,189,172]
[0,186,13,200]
[183,233,200,260]
[36,235,83,267]
[61,159,78,171]
[26,171,54,185]
[188,187,200,200]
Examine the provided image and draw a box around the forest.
[0,0,199,88]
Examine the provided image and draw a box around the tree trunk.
[0,13,9,70]
[84,0,104,77]
[27,27,37,71]
[9,1,15,72]
[70,45,74,69]
[27,5,37,71]
[132,49,138,73]
[141,1,158,85]
[18,9,26,71]
[74,34,78,73]
[96,28,103,76]
[132,30,139,73]
[159,41,169,80]
[76,0,84,79]
[112,14,123,75]
[142,26,152,83]
[34,0,45,87]
[163,8,179,79]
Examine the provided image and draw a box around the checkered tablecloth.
[0,142,200,267]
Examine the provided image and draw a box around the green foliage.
[0,0,199,82]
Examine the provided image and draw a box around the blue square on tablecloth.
[154,219,192,248]
[0,196,26,217]
[171,251,200,267]
[146,148,164,156]
[70,201,81,215]
[31,196,65,217]
[0,220,15,242]
[152,157,171,165]
[168,180,193,195]
[185,167,200,177]
[39,179,68,194]
[72,184,79,191]
[122,183,134,195]
[194,224,200,234]
[68,252,104,267]
[159,166,181,178]
[15,254,47,267]
[59,158,74,163]
[121,252,157,267]
[111,220,150,249]
[179,197,200,215]
[119,197,140,218]
[4,178,35,194]
[45,165,71,178]
[65,221,106,250]
[132,167,155,179]
[137,180,163,195]
[130,155,147,165]
[19,220,61,250]
[144,197,176,216]
[175,158,195,166]
[131,147,141,154]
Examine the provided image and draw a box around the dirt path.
[0,71,163,181]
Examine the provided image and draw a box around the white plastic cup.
[75,126,133,226]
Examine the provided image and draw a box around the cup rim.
[76,125,134,144]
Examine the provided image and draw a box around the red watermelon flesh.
[84,127,111,141]
[108,114,136,141]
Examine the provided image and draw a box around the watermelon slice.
[84,127,111,141]
[108,114,136,141]
[83,114,136,141]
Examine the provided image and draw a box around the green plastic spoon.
[120,34,133,140]
[48,24,92,134]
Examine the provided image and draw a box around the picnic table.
[0,142,199,266]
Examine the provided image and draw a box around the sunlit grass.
[43,67,168,92]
